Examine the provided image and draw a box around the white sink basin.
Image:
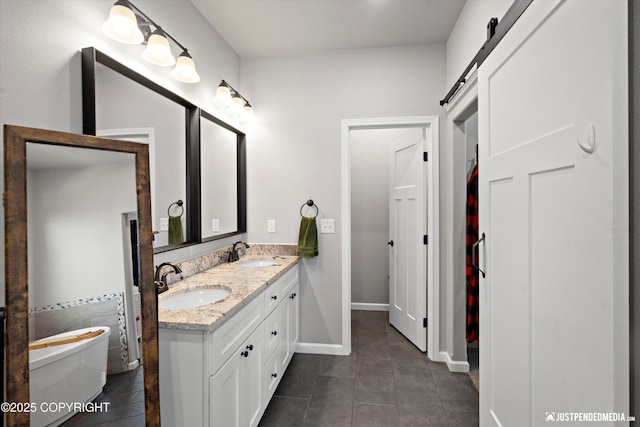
[240,259,278,268]
[159,288,231,310]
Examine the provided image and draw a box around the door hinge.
[423,318,428,328]
[423,152,428,162]
[423,235,428,245]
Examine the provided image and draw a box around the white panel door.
[478,1,628,426]
[389,128,427,351]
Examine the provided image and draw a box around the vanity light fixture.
[102,0,200,83]
[213,80,254,122]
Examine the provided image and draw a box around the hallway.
[259,310,479,426]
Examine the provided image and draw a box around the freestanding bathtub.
[29,326,111,427]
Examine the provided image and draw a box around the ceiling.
[190,0,466,58]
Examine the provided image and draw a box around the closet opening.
[461,110,479,391]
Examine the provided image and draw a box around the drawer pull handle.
[241,351,249,358]
[290,293,297,299]
[271,373,278,378]
[246,345,254,351]
[271,295,278,300]
[271,331,278,336]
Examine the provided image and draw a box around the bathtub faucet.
[154,262,183,294]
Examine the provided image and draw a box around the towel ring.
[168,200,184,217]
[300,199,318,218]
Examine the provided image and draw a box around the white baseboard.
[296,342,346,355]
[440,351,470,373]
[127,359,140,370]
[351,303,389,311]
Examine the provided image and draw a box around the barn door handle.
[472,233,486,278]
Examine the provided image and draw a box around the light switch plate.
[320,219,335,234]
[160,217,169,231]
[268,219,276,233]
[211,219,220,232]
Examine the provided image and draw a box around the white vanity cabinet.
[159,263,299,427]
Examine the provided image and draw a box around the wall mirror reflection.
[4,125,160,426]
[199,110,246,242]
[82,47,198,252]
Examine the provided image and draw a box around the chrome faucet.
[155,262,183,294]
[228,241,250,262]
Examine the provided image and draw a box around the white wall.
[440,0,513,365]
[242,44,445,346]
[0,0,244,306]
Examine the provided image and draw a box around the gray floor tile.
[446,410,480,426]
[259,396,310,427]
[275,368,319,398]
[352,403,400,427]
[303,396,353,427]
[319,354,357,378]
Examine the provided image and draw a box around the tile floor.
[62,366,145,426]
[259,310,479,427]
[61,310,478,426]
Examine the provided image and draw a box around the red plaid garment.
[466,163,479,343]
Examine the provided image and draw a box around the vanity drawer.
[278,266,299,300]
[263,279,284,316]
[209,293,264,375]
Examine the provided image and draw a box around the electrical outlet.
[211,219,220,232]
[268,219,276,233]
[160,217,169,231]
[320,219,335,234]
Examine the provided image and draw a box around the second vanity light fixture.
[102,0,200,83]
[214,80,254,122]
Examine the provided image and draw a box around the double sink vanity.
[158,255,300,426]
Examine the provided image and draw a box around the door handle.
[471,233,486,278]
[388,240,394,247]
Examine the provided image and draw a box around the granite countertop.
[157,255,299,332]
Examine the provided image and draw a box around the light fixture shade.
[241,103,255,122]
[102,1,144,45]
[214,82,232,106]
[229,94,244,115]
[142,29,175,66]
[171,51,200,83]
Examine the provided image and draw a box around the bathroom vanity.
[158,256,299,426]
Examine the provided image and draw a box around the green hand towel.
[297,216,318,258]
[168,215,183,245]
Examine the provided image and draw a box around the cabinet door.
[286,283,300,367]
[241,324,265,427]
[210,351,241,427]
[210,324,264,427]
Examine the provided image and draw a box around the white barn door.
[478,1,628,425]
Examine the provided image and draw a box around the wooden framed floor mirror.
[3,125,160,426]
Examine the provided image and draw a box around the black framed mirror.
[199,110,246,242]
[4,125,160,426]
[82,47,199,253]
[82,47,248,251]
